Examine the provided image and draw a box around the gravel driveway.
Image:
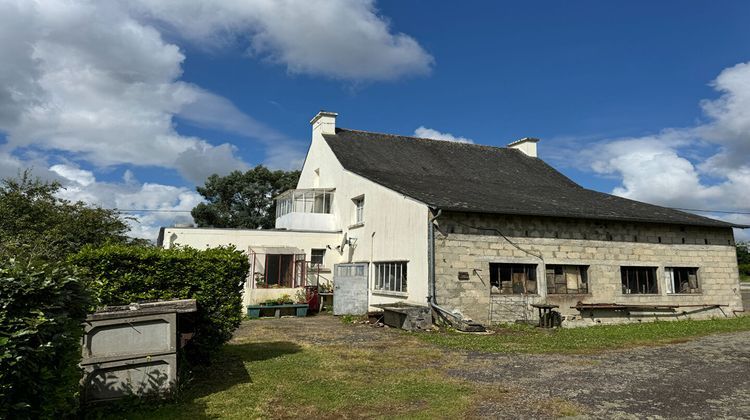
[235,316,750,419]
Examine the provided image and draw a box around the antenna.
[339,233,348,250]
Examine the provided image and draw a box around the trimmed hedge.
[0,260,92,418]
[72,244,249,364]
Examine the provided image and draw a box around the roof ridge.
[336,127,514,153]
[322,129,734,228]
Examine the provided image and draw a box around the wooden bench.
[247,304,308,319]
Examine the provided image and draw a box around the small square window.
[311,248,325,266]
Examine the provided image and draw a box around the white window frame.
[352,195,364,225]
[373,261,407,293]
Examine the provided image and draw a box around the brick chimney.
[507,137,539,157]
[310,111,338,136]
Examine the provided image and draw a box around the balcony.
[275,188,336,231]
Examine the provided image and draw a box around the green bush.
[739,263,750,279]
[71,244,249,364]
[0,260,92,418]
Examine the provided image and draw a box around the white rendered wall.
[296,128,431,309]
[161,228,341,307]
[161,123,432,311]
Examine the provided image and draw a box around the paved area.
[453,332,750,419]
[236,316,750,419]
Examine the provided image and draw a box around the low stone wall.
[245,287,304,306]
[434,212,743,325]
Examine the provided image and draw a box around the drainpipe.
[427,207,441,305]
[428,208,468,324]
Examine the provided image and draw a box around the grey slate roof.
[323,128,739,228]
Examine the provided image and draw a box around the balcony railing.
[275,188,334,217]
[275,188,336,231]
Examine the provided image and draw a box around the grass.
[99,339,472,419]
[339,314,367,324]
[417,316,750,354]
[93,316,750,419]
[740,273,750,282]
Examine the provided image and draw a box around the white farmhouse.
[159,111,746,326]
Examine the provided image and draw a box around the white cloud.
[53,170,203,240]
[697,62,750,173]
[572,61,750,241]
[0,0,249,182]
[128,0,434,81]
[414,126,474,143]
[0,0,432,238]
[49,164,95,186]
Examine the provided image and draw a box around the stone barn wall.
[434,212,743,326]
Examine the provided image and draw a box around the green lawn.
[95,316,750,419]
[99,340,472,419]
[417,316,750,354]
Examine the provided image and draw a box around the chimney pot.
[507,137,539,157]
[310,111,337,136]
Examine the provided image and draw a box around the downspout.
[427,207,441,304]
[427,209,472,331]
[428,208,462,320]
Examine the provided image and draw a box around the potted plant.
[254,273,265,288]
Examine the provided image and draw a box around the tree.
[0,170,133,262]
[737,242,750,265]
[191,166,300,229]
[0,171,133,416]
[737,242,750,280]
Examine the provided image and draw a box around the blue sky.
[1,1,749,239]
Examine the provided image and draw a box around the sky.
[1,0,749,240]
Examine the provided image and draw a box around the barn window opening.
[490,263,537,295]
[620,266,658,294]
[546,265,589,294]
[665,267,700,294]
